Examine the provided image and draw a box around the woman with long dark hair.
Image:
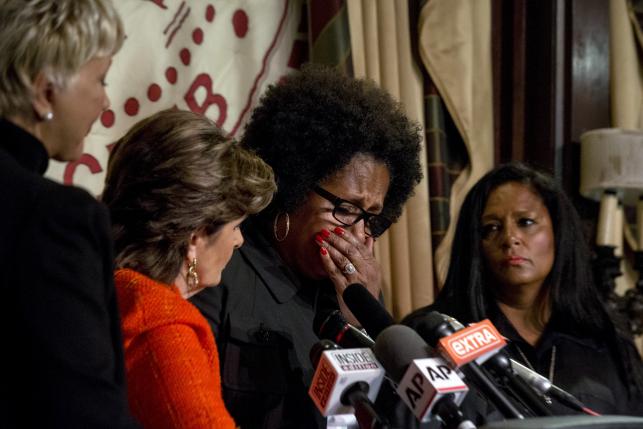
[404,162,643,417]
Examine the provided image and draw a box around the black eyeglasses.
[312,186,391,238]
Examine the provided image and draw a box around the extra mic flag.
[437,319,506,367]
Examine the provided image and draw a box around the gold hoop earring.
[187,258,199,291]
[273,212,290,242]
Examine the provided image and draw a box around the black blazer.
[191,219,332,429]
[0,120,139,428]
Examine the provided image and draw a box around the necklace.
[515,344,556,384]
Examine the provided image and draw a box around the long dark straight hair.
[433,162,643,396]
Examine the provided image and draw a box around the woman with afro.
[192,64,423,428]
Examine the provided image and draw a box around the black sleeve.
[14,188,139,428]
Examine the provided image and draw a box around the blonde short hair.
[0,0,124,118]
[103,109,276,284]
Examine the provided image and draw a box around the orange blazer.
[115,268,236,429]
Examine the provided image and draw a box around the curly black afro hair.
[241,64,423,222]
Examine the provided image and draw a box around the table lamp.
[580,128,643,334]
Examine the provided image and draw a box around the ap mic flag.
[374,325,472,426]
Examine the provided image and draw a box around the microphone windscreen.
[414,311,455,346]
[373,325,430,382]
[313,309,342,338]
[309,339,341,367]
[343,283,394,339]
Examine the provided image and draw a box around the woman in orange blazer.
[102,109,276,429]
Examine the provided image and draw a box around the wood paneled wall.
[492,0,610,203]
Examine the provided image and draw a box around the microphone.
[433,313,553,417]
[308,340,390,428]
[342,283,394,340]
[510,359,600,416]
[436,312,556,416]
[414,312,525,419]
[373,325,475,429]
[314,310,375,349]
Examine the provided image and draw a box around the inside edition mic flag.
[308,344,385,417]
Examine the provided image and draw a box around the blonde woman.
[0,1,139,427]
[103,109,275,429]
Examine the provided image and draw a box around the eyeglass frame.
[312,185,392,238]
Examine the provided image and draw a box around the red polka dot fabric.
[46,0,307,196]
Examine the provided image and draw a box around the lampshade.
[580,128,643,206]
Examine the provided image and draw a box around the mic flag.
[415,312,525,419]
[397,357,469,422]
[374,325,471,424]
[428,312,553,418]
[437,319,507,367]
[308,347,385,417]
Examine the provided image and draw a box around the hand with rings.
[314,226,382,299]
[342,262,357,275]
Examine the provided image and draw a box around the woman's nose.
[234,231,244,249]
[501,224,520,247]
[103,92,111,111]
[349,219,368,242]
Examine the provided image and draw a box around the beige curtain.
[612,0,643,129]
[611,0,640,293]
[610,0,643,348]
[418,0,494,285]
[346,0,494,318]
[346,0,432,320]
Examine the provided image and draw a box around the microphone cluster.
[309,283,599,429]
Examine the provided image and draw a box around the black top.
[403,302,643,423]
[191,219,336,429]
[0,119,139,428]
[489,305,643,416]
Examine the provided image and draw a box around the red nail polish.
[334,226,345,235]
[320,247,328,256]
[315,234,324,244]
[321,228,331,238]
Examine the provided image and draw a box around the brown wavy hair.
[103,109,276,283]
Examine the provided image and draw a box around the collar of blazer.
[237,219,306,304]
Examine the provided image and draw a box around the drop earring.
[186,258,199,291]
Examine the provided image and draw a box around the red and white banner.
[46,0,306,196]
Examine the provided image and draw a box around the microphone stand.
[433,394,477,429]
[460,364,524,419]
[484,353,552,417]
[340,382,391,429]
